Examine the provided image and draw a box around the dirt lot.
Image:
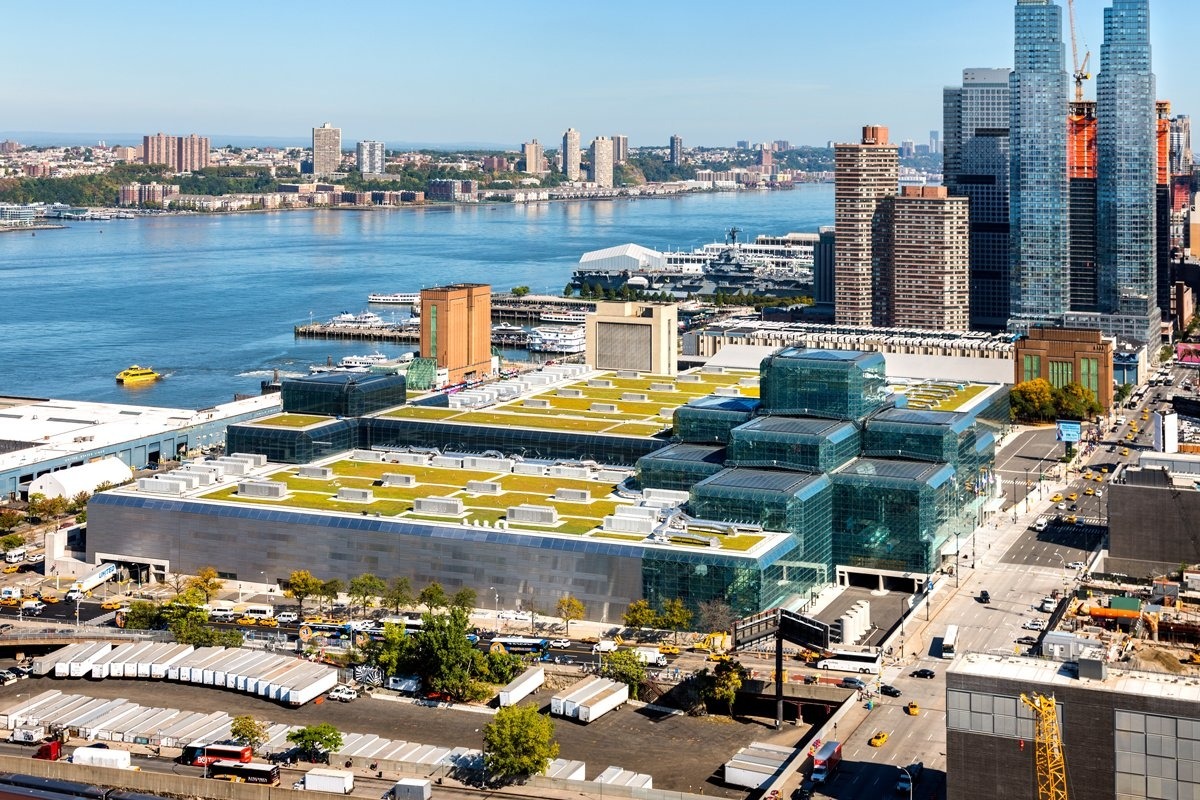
[0,675,811,796]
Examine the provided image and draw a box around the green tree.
[555,595,585,635]
[0,533,24,553]
[383,576,414,614]
[483,704,559,785]
[1010,378,1057,422]
[600,648,646,700]
[483,650,524,685]
[24,494,49,522]
[366,622,415,678]
[562,283,574,297]
[230,715,270,753]
[1115,383,1134,403]
[285,570,323,617]
[186,567,225,604]
[1053,382,1102,421]
[419,581,448,614]
[0,512,23,533]
[659,598,693,641]
[120,600,162,630]
[319,578,344,612]
[622,599,658,630]
[510,286,531,298]
[411,608,480,701]
[706,659,744,717]
[286,723,344,761]
[349,572,387,617]
[696,599,736,633]
[67,491,91,514]
[450,587,478,612]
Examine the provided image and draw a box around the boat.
[328,311,386,327]
[526,325,586,354]
[540,309,589,324]
[116,365,161,385]
[368,292,420,305]
[492,323,524,334]
[310,352,396,374]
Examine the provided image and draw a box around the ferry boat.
[116,365,161,385]
[368,292,420,305]
[526,325,586,354]
[310,352,403,374]
[329,311,386,327]
[539,308,589,324]
[492,323,524,334]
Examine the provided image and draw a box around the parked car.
[1067,561,1086,570]
[1016,636,1039,646]
[548,638,571,649]
[327,685,358,703]
[911,668,936,679]
[24,554,43,564]
[1022,619,1047,631]
[839,677,867,690]
[880,684,902,697]
[0,672,17,686]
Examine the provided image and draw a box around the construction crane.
[1020,692,1069,800]
[1066,0,1091,102]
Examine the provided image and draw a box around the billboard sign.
[1055,420,1082,443]
[1177,343,1200,366]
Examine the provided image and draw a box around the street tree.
[230,715,270,753]
[285,570,323,617]
[286,723,344,761]
[419,581,448,614]
[707,660,744,717]
[24,494,49,522]
[696,599,737,633]
[319,578,344,613]
[450,587,478,612]
[349,573,387,617]
[186,567,225,604]
[383,576,414,614]
[622,599,657,630]
[0,533,25,553]
[600,648,646,700]
[412,608,480,701]
[555,595,585,635]
[660,598,693,642]
[1010,379,1056,422]
[163,571,190,597]
[367,621,414,678]
[0,511,22,533]
[483,704,559,785]
[68,491,91,514]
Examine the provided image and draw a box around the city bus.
[815,648,883,674]
[179,743,253,766]
[207,760,281,785]
[488,637,551,657]
[942,624,959,659]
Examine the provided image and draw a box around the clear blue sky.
[3,0,1194,148]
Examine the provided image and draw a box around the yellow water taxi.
[115,365,161,385]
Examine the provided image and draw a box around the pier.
[294,324,532,348]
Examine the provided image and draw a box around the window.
[1048,360,1073,388]
[1022,354,1041,383]
[1080,357,1099,397]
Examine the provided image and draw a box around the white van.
[275,611,299,625]
[239,604,274,620]
[4,548,26,564]
[19,600,44,615]
[1032,517,1049,532]
[208,609,237,622]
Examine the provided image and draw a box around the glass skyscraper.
[1008,0,1069,333]
[1095,0,1159,345]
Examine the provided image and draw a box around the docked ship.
[526,325,586,354]
[571,228,816,299]
[116,365,161,385]
[310,352,413,374]
[540,308,589,324]
[492,322,524,334]
[367,292,420,305]
[329,311,387,327]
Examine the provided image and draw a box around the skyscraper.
[891,186,971,331]
[177,134,209,172]
[312,123,341,176]
[522,140,545,175]
[1170,115,1192,177]
[561,129,581,181]
[142,132,209,173]
[1156,101,1172,323]
[1095,0,1158,345]
[356,140,386,175]
[590,137,613,187]
[1068,100,1099,311]
[1008,0,1070,333]
[929,130,941,154]
[612,135,629,165]
[834,125,899,327]
[669,135,683,166]
[944,68,1012,330]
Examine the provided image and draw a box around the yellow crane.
[1020,692,1069,800]
[1066,0,1091,102]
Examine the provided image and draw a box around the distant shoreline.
[0,224,66,234]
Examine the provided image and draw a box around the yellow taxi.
[1050,493,1064,503]
[1,565,20,575]
[1126,433,1135,441]
[39,593,58,603]
[1084,487,1095,496]
[1082,471,1093,480]
[1100,467,1109,473]
[658,644,680,655]
[303,616,327,625]
[905,702,920,716]
[1121,448,1130,457]
[1066,493,1078,502]
[100,599,124,610]
[869,731,889,747]
[0,597,17,607]
[236,616,258,626]
[1093,474,1104,482]
[256,617,279,627]
[1064,515,1078,525]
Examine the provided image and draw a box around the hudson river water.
[2,186,833,409]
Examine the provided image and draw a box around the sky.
[3,0,1195,149]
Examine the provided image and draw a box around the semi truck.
[811,740,842,784]
[65,563,118,601]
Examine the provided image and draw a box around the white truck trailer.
[498,666,545,707]
[303,767,354,794]
[577,682,629,723]
[72,746,134,769]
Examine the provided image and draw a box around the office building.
[356,140,386,175]
[944,68,1013,330]
[736,140,750,150]
[561,129,581,181]
[419,284,492,385]
[522,139,545,175]
[774,140,791,152]
[669,135,683,166]
[890,186,970,331]
[1068,100,1099,312]
[812,227,836,310]
[612,135,629,165]
[1008,0,1070,334]
[1170,115,1192,177]
[1095,0,1159,346]
[590,136,613,188]
[142,133,209,173]
[900,139,916,158]
[834,125,899,327]
[929,130,940,154]
[584,301,677,376]
[1013,326,1114,409]
[312,123,342,176]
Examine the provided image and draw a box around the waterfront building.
[944,68,1013,330]
[1008,0,1070,334]
[522,139,545,175]
[117,182,180,207]
[834,125,899,327]
[669,135,683,166]
[890,186,970,331]
[312,123,342,176]
[561,129,581,181]
[1094,0,1159,346]
[612,134,629,165]
[590,136,614,188]
[356,140,386,175]
[584,301,677,376]
[426,179,477,202]
[419,283,492,385]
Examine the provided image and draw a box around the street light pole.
[900,766,914,800]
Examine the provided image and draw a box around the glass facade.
[863,409,974,465]
[673,396,760,444]
[1008,0,1070,332]
[1097,0,1159,345]
[226,419,358,465]
[636,443,727,492]
[1048,360,1073,387]
[759,349,888,420]
[727,416,861,473]
[281,373,407,418]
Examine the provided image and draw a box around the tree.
[600,648,646,700]
[419,581,448,614]
[186,567,225,604]
[349,572,386,617]
[319,578,344,613]
[230,715,270,753]
[67,491,91,514]
[163,571,190,598]
[286,570,323,617]
[0,512,22,533]
[0,533,25,553]
[696,599,737,633]
[659,598,693,641]
[450,587,478,612]
[383,576,414,614]
[120,600,162,630]
[1116,383,1134,403]
[706,660,744,717]
[286,723,344,761]
[366,621,414,678]
[555,595,585,635]
[562,283,574,297]
[1010,378,1057,422]
[411,608,481,701]
[510,286,531,298]
[482,705,559,785]
[623,599,658,630]
[1054,382,1102,421]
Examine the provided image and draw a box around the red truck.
[811,740,842,784]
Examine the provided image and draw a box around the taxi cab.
[1066,493,1078,502]
[1050,493,1064,503]
[870,731,890,747]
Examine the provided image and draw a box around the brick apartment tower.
[312,123,341,176]
[143,133,209,172]
[891,186,970,330]
[420,284,492,385]
[834,125,899,326]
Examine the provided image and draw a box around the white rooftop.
[949,652,1200,704]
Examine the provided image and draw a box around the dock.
[295,324,531,348]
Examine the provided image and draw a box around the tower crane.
[1067,0,1091,102]
[1020,692,1069,800]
